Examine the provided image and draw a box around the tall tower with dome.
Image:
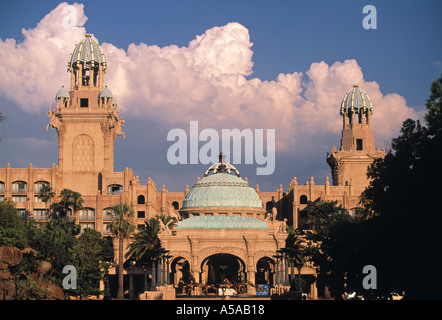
[47,34,125,194]
[326,84,385,188]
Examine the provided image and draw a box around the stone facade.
[0,35,385,299]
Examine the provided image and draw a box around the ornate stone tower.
[47,34,125,194]
[327,85,385,188]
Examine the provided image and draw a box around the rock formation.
[0,245,64,300]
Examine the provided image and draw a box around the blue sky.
[0,0,441,192]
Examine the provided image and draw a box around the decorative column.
[275,258,280,285]
[27,163,33,215]
[129,270,134,299]
[343,110,347,128]
[351,108,355,128]
[89,68,94,88]
[161,185,167,214]
[78,64,83,89]
[279,257,283,286]
[71,70,76,90]
[309,177,315,202]
[290,259,295,284]
[151,260,156,289]
[144,268,148,292]
[99,66,103,89]
[284,256,289,286]
[157,258,162,286]
[162,256,166,285]
[325,177,330,196]
[166,257,171,284]
[310,282,318,299]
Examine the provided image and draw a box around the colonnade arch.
[200,254,246,285]
[255,257,275,286]
[170,256,192,286]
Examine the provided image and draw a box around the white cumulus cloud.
[0,2,419,154]
[0,2,86,113]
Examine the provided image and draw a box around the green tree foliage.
[283,229,311,292]
[107,202,135,300]
[362,74,442,299]
[68,228,114,299]
[28,218,80,286]
[126,214,176,265]
[14,277,51,300]
[1,198,115,299]
[298,200,371,298]
[58,188,84,222]
[296,75,442,299]
[0,200,28,248]
[301,200,347,242]
[36,183,55,219]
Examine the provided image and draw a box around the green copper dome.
[182,173,263,209]
[177,216,267,229]
[340,84,373,116]
[55,85,69,100]
[98,85,113,99]
[67,34,107,72]
[182,153,263,210]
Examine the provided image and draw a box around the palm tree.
[59,188,73,219]
[59,188,84,223]
[283,228,311,292]
[126,214,176,259]
[126,215,176,291]
[107,202,135,300]
[69,191,84,224]
[37,183,55,219]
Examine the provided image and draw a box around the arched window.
[172,201,179,210]
[137,195,145,204]
[103,208,114,220]
[34,181,50,193]
[256,257,275,286]
[12,181,27,194]
[102,207,114,235]
[79,208,95,221]
[107,184,123,195]
[300,195,308,204]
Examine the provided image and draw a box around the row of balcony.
[0,181,124,196]
[14,208,115,221]
[14,208,131,235]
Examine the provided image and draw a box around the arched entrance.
[201,254,246,286]
[255,257,275,286]
[170,257,191,287]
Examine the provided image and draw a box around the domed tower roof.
[67,34,107,73]
[182,153,263,209]
[98,85,113,99]
[55,85,70,100]
[182,173,263,209]
[340,84,373,116]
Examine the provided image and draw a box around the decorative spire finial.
[203,152,241,177]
